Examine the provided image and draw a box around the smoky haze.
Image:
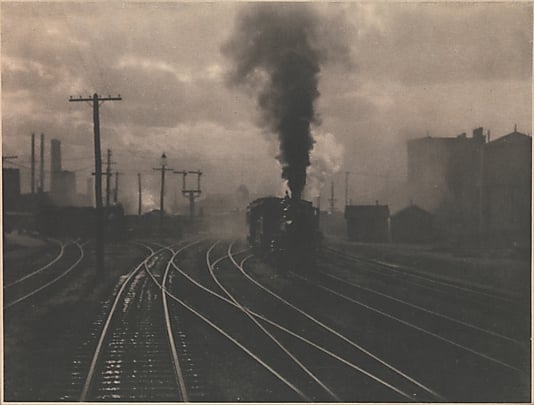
[223,4,350,200]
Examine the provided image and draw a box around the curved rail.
[319,270,523,345]
[4,240,86,310]
[208,242,339,401]
[233,250,446,401]
[159,241,208,402]
[167,242,428,401]
[294,272,524,374]
[323,247,523,305]
[79,244,158,401]
[160,241,311,401]
[4,238,66,288]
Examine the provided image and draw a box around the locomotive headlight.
[285,220,293,225]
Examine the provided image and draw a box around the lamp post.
[153,153,173,236]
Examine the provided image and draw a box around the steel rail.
[167,244,421,402]
[235,254,446,401]
[160,242,311,401]
[207,242,340,401]
[319,270,523,345]
[79,244,159,401]
[159,240,208,402]
[4,240,87,310]
[4,238,66,288]
[323,247,523,305]
[294,272,524,374]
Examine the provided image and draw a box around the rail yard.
[3,234,530,402]
[3,2,532,403]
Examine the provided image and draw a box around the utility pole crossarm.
[69,95,122,102]
[68,92,121,279]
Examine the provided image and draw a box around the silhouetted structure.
[407,128,485,240]
[50,139,77,205]
[2,168,21,211]
[345,203,389,242]
[407,126,531,246]
[483,129,531,245]
[391,204,434,243]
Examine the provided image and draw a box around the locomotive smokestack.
[223,4,349,200]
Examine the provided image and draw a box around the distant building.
[483,129,531,245]
[345,203,389,242]
[391,204,434,244]
[2,168,21,211]
[407,128,485,240]
[49,139,77,205]
[407,126,531,245]
[50,170,76,205]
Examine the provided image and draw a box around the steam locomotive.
[246,194,321,267]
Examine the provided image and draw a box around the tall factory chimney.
[31,133,35,194]
[50,139,62,196]
[51,139,62,172]
[39,133,44,193]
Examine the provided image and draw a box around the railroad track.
[166,241,310,401]
[3,238,64,284]
[76,243,192,402]
[275,249,529,401]
[163,239,444,402]
[323,246,526,308]
[4,240,86,310]
[294,268,528,373]
[320,247,530,342]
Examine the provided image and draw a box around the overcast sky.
[2,2,532,212]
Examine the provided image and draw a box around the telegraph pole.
[137,173,142,216]
[105,149,113,208]
[345,171,350,207]
[174,169,202,219]
[69,93,122,279]
[153,153,173,234]
[113,171,121,204]
[31,133,35,194]
[39,133,44,193]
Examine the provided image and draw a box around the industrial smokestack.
[51,139,62,173]
[31,133,35,195]
[223,4,350,200]
[39,133,44,193]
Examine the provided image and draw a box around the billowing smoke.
[223,4,349,200]
[306,130,344,200]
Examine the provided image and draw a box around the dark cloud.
[1,2,531,210]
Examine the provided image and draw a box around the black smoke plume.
[223,4,346,200]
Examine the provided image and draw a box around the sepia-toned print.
[2,2,531,402]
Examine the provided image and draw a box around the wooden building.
[391,204,434,243]
[344,204,389,242]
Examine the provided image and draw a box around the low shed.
[391,204,434,243]
[344,204,390,242]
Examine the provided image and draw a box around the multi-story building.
[483,129,531,245]
[407,128,486,240]
[406,127,531,245]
